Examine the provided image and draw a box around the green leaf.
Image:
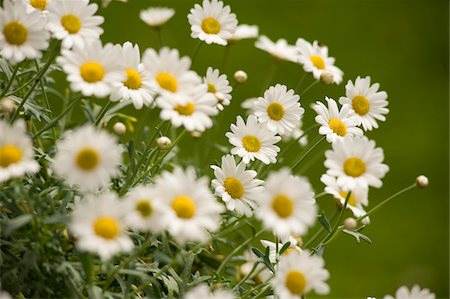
[343,229,373,244]
[251,247,264,258]
[87,285,103,299]
[3,214,33,236]
[279,241,291,255]
[318,212,332,232]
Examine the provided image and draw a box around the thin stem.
[191,41,202,66]
[260,59,278,94]
[155,27,163,49]
[300,80,319,96]
[303,209,338,248]
[34,60,57,139]
[0,63,20,98]
[278,123,319,157]
[315,192,327,199]
[234,262,259,290]
[94,100,113,127]
[294,72,307,93]
[149,129,187,175]
[221,45,231,69]
[290,136,325,172]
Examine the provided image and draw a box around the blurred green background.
[96,0,449,297]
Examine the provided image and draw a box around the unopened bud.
[113,122,126,135]
[156,136,172,150]
[191,130,202,138]
[320,72,334,85]
[215,92,225,103]
[0,97,16,114]
[416,175,429,188]
[343,217,357,230]
[234,70,247,84]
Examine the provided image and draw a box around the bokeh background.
[92,0,448,297]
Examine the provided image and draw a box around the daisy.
[254,84,304,135]
[0,120,39,183]
[240,97,258,114]
[228,24,259,42]
[184,284,235,299]
[296,38,343,84]
[26,0,51,13]
[383,285,435,299]
[52,125,122,192]
[260,236,302,264]
[57,40,125,98]
[153,167,223,244]
[204,67,232,110]
[211,154,264,217]
[69,192,133,260]
[311,97,363,143]
[142,47,201,96]
[339,76,389,131]
[324,136,389,190]
[110,42,154,109]
[140,7,175,27]
[47,0,104,49]
[255,168,317,241]
[273,251,330,298]
[226,115,281,164]
[188,0,238,46]
[0,0,49,65]
[255,35,298,63]
[157,84,218,132]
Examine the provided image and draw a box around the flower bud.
[113,122,126,135]
[320,72,334,85]
[343,217,357,230]
[156,136,172,150]
[0,97,16,114]
[191,130,202,138]
[416,175,429,188]
[234,70,248,84]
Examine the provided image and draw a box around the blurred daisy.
[254,84,304,135]
[273,251,330,298]
[312,97,363,143]
[0,120,39,183]
[26,0,51,12]
[228,24,259,42]
[110,42,154,109]
[57,41,125,98]
[383,285,435,299]
[261,236,302,264]
[339,76,389,131]
[226,115,281,164]
[255,36,298,63]
[211,154,264,217]
[154,167,223,244]
[204,67,232,110]
[70,192,133,260]
[53,125,122,192]
[47,0,104,49]
[255,168,317,241]
[140,7,175,27]
[184,284,235,299]
[296,38,343,84]
[280,119,308,147]
[142,47,201,96]
[241,97,258,114]
[188,0,238,46]
[324,136,389,190]
[0,0,49,65]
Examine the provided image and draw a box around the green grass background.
[94,0,449,297]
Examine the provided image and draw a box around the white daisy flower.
[57,40,125,98]
[157,84,218,132]
[324,136,389,190]
[142,47,201,96]
[240,249,272,283]
[260,236,302,264]
[228,24,258,42]
[339,76,389,131]
[47,0,104,49]
[140,7,175,27]
[280,119,308,147]
[110,42,154,110]
[255,35,298,63]
[273,251,330,298]
[0,120,39,183]
[254,84,304,135]
[204,67,232,110]
[0,0,49,65]
[25,0,52,13]
[188,0,238,46]
[154,167,223,244]
[311,97,363,143]
[69,192,133,260]
[240,97,258,113]
[53,125,122,192]
[226,115,281,165]
[296,38,343,84]
[255,168,317,241]
[211,154,264,217]
[184,284,235,299]
[384,285,435,299]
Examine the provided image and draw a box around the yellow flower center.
[60,14,81,34]
[135,199,153,217]
[343,157,366,177]
[201,17,221,34]
[224,177,244,199]
[207,83,217,93]
[310,55,325,70]
[352,95,370,116]
[80,62,105,83]
[75,148,99,171]
[338,191,357,207]
[272,194,294,218]
[0,144,23,167]
[328,118,347,136]
[171,195,196,219]
[124,68,142,90]
[267,102,285,121]
[93,216,120,240]
[155,72,178,92]
[283,247,296,255]
[30,0,47,10]
[285,270,307,295]
[242,135,261,152]
[3,21,28,46]
[175,102,195,116]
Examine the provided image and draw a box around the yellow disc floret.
[80,62,105,83]
[0,144,23,167]
[93,216,120,240]
[224,177,244,199]
[338,191,357,207]
[343,157,366,177]
[135,199,153,217]
[155,72,178,92]
[267,102,285,121]
[3,21,28,45]
[309,55,325,70]
[328,118,347,136]
[352,95,370,116]
[172,195,196,219]
[124,68,142,89]
[201,17,221,34]
[207,83,217,93]
[285,270,307,295]
[175,102,195,116]
[75,148,99,171]
[272,194,294,218]
[30,0,47,10]
[61,14,81,34]
[242,135,261,152]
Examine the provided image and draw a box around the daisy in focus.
[312,97,363,143]
[140,7,175,27]
[255,35,298,63]
[203,67,232,110]
[69,192,133,260]
[0,120,40,183]
[226,115,281,164]
[383,285,435,299]
[188,0,238,46]
[211,154,264,217]
[0,0,49,65]
[52,125,122,192]
[339,76,389,131]
[228,24,259,43]
[184,284,235,299]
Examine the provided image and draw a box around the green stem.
[290,136,325,172]
[234,262,259,290]
[294,72,307,93]
[303,209,338,248]
[149,129,187,175]
[34,60,57,139]
[179,251,195,297]
[278,123,319,157]
[191,41,202,66]
[0,63,20,98]
[155,27,163,49]
[94,100,114,127]
[260,59,278,94]
[301,80,319,96]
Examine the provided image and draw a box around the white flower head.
[204,67,232,110]
[339,76,389,131]
[260,236,302,264]
[241,97,258,114]
[184,284,235,299]
[25,0,52,13]
[188,0,238,46]
[383,285,435,299]
[140,7,175,27]
[255,35,298,63]
[228,24,258,42]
